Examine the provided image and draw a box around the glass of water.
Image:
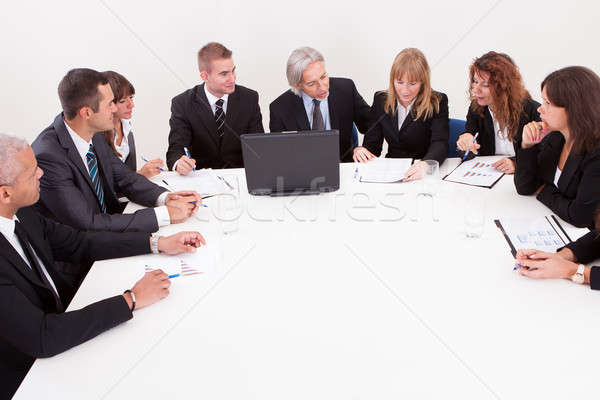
[419,160,440,196]
[216,175,242,234]
[464,196,486,238]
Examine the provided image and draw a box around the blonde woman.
[353,48,449,181]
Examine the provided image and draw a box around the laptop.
[240,130,340,196]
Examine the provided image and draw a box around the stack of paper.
[355,158,413,183]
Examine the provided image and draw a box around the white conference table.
[15,159,600,400]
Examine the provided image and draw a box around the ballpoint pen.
[183,147,195,171]
[462,132,480,161]
[141,155,166,171]
[161,179,208,208]
[168,274,180,279]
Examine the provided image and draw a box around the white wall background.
[2,0,598,159]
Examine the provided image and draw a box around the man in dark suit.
[166,42,264,174]
[32,68,200,234]
[0,134,206,398]
[269,46,370,162]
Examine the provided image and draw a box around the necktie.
[312,99,325,131]
[86,144,107,213]
[215,99,225,146]
[14,221,63,312]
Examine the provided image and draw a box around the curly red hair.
[468,52,531,141]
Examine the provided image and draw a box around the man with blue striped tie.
[32,68,200,236]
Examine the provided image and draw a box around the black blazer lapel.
[54,116,96,194]
[194,84,220,148]
[327,88,340,131]
[0,235,48,293]
[126,131,137,171]
[293,95,311,131]
[558,152,584,190]
[224,88,240,139]
[399,111,414,133]
[483,107,496,154]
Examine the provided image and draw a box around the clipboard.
[494,215,572,257]
[443,156,505,189]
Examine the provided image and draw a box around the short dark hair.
[102,70,135,102]
[197,42,232,72]
[542,66,600,154]
[58,68,109,120]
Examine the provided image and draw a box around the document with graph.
[443,156,505,188]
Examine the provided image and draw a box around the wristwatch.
[150,235,161,254]
[571,264,585,284]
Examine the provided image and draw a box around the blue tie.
[86,144,107,213]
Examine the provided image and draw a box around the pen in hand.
[161,179,208,208]
[463,132,480,161]
[141,155,166,171]
[183,147,195,172]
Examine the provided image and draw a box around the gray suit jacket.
[32,114,168,233]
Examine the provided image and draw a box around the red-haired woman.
[515,66,600,228]
[456,52,540,174]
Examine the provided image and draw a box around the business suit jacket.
[0,206,150,399]
[32,114,168,233]
[166,84,264,170]
[514,132,600,228]
[460,98,541,160]
[269,77,370,162]
[123,130,137,172]
[363,91,449,164]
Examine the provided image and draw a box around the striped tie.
[215,98,225,138]
[86,144,107,213]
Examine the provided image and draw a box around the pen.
[463,132,480,161]
[183,147,195,171]
[168,274,180,279]
[161,179,208,208]
[141,155,166,171]
[218,175,234,190]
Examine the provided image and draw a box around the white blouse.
[114,119,132,162]
[488,108,515,157]
[554,167,562,187]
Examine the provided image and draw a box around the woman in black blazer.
[456,52,541,174]
[353,48,449,181]
[101,71,164,179]
[515,66,600,228]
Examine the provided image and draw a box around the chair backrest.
[448,118,466,158]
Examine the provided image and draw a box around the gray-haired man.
[269,46,370,162]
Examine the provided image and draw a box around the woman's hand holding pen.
[456,132,481,154]
[522,121,550,149]
[138,158,165,179]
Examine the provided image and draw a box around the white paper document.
[354,158,413,183]
[140,243,217,277]
[444,156,505,188]
[161,169,230,196]
[495,215,571,256]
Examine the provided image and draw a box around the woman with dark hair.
[101,71,164,179]
[353,48,449,181]
[456,51,540,174]
[515,66,600,228]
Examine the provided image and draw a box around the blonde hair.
[384,48,440,120]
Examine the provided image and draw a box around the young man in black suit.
[269,46,371,162]
[166,42,264,174]
[0,134,206,398]
[32,68,200,234]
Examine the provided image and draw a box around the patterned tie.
[215,99,225,137]
[14,221,63,312]
[312,99,325,131]
[86,144,107,213]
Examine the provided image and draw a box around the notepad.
[163,169,230,196]
[443,156,505,188]
[494,215,572,257]
[354,158,413,183]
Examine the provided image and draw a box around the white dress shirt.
[114,119,132,163]
[488,108,515,157]
[0,215,59,296]
[63,121,171,226]
[554,167,562,187]
[396,101,413,131]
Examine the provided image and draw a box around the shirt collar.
[64,120,92,161]
[396,100,414,114]
[301,91,328,109]
[121,119,133,138]
[203,84,228,108]
[0,214,18,240]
